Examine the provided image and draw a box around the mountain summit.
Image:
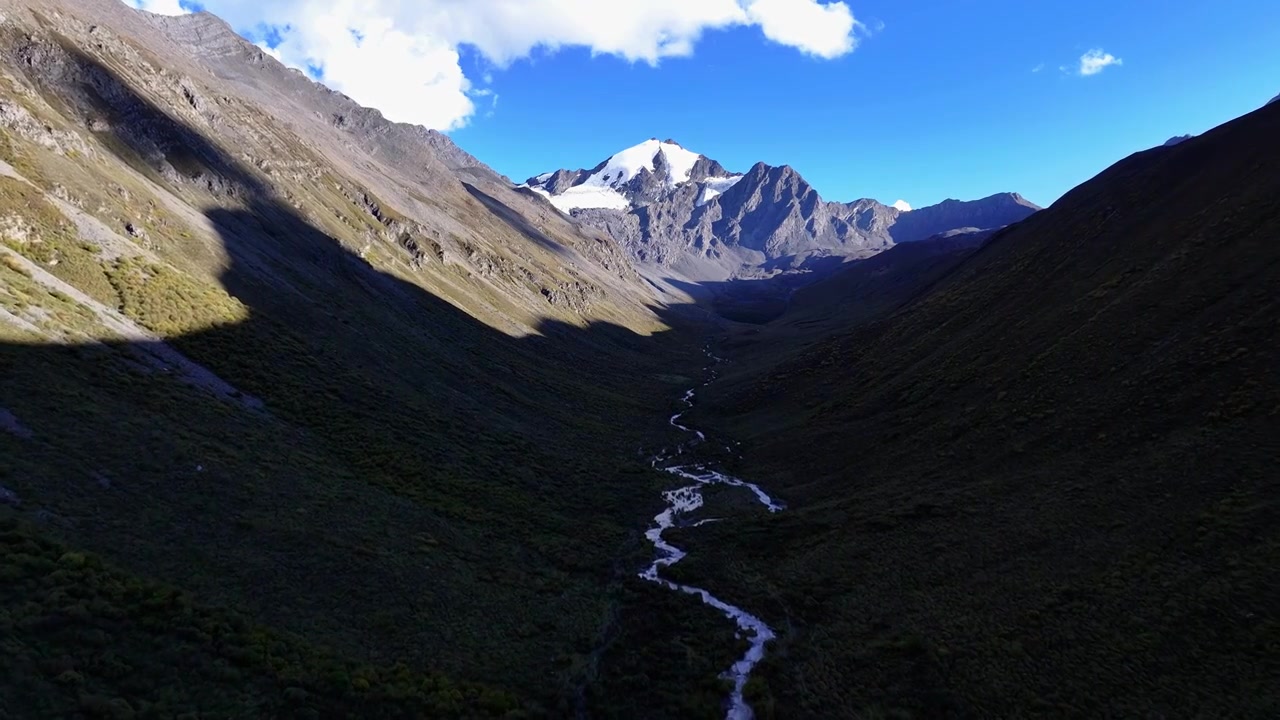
[522,139,743,212]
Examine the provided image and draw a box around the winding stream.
[639,348,784,720]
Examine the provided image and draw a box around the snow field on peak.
[527,139,748,212]
[530,184,630,212]
[587,139,702,190]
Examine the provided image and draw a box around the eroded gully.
[639,346,784,720]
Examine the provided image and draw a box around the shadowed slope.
[688,100,1280,716]
[0,5,769,717]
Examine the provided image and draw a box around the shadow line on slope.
[0,40,755,717]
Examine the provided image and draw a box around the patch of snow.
[1268,93,1279,106]
[659,143,701,187]
[892,199,912,212]
[696,174,745,207]
[544,184,630,212]
[1163,134,1194,147]
[534,171,553,182]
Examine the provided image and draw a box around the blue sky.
[451,0,1279,207]
[130,0,1279,208]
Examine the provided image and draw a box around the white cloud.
[121,0,863,130]
[1078,48,1122,76]
[1031,63,1044,73]
[742,0,859,59]
[128,0,189,14]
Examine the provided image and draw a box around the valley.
[0,1,1276,718]
[640,348,787,720]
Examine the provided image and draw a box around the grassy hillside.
[0,3,741,715]
[689,102,1280,716]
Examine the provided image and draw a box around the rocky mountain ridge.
[525,140,1040,284]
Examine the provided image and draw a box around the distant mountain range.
[522,140,1040,285]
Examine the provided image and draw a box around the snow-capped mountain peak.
[592,139,700,188]
[522,139,744,213]
[893,199,913,212]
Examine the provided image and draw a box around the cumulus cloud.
[122,0,864,130]
[742,0,859,59]
[1078,48,1122,76]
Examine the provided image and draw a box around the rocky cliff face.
[527,142,1041,283]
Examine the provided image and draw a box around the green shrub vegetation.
[0,29,718,715]
[0,175,119,306]
[690,102,1280,717]
[105,256,247,335]
[0,519,526,719]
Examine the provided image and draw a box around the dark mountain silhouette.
[886,192,1038,243]
[689,98,1280,717]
